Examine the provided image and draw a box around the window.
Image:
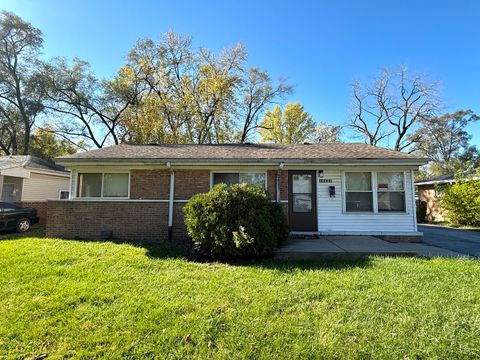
[292,174,312,213]
[212,172,266,188]
[59,190,70,200]
[377,172,405,212]
[77,172,129,198]
[77,173,102,197]
[103,173,129,197]
[345,172,373,212]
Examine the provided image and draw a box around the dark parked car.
[0,202,39,232]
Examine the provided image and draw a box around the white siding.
[70,169,77,197]
[317,167,416,233]
[22,172,70,201]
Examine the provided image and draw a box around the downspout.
[167,162,175,241]
[411,169,418,232]
[276,162,285,203]
[0,174,4,201]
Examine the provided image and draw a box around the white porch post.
[411,169,418,232]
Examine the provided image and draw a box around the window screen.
[345,172,373,212]
[377,172,405,212]
[77,173,102,197]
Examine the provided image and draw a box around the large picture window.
[376,172,405,212]
[212,172,266,188]
[77,172,129,198]
[345,172,373,212]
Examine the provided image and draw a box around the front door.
[288,171,317,231]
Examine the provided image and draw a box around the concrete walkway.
[275,235,466,260]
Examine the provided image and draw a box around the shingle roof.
[57,143,427,164]
[0,155,66,172]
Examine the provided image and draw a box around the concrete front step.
[275,235,466,260]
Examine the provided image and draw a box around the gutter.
[56,158,429,167]
[415,176,479,186]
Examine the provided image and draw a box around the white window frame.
[376,171,407,213]
[210,170,268,190]
[342,170,408,215]
[343,171,375,213]
[58,190,70,200]
[76,171,131,199]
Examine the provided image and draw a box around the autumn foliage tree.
[259,103,315,143]
[117,32,292,145]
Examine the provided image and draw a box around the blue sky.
[2,0,479,145]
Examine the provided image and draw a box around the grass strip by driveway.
[0,236,479,359]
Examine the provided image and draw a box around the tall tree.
[122,32,245,144]
[310,122,343,142]
[29,126,82,160]
[259,103,315,143]
[410,110,479,174]
[41,58,142,148]
[349,66,439,151]
[120,32,292,144]
[237,68,292,143]
[0,11,44,155]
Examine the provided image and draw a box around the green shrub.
[416,200,427,223]
[440,173,480,226]
[183,183,289,260]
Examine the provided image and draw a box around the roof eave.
[56,157,428,167]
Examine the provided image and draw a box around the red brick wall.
[173,202,188,240]
[20,201,48,224]
[47,168,291,243]
[46,200,170,242]
[174,170,210,199]
[130,170,170,199]
[266,170,288,201]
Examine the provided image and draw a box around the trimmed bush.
[183,183,289,260]
[440,174,480,226]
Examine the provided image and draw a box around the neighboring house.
[0,155,70,223]
[416,172,479,222]
[47,143,427,243]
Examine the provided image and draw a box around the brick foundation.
[47,200,171,243]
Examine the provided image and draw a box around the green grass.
[1,233,480,359]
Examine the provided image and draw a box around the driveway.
[419,225,480,258]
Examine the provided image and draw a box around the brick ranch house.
[46,143,428,243]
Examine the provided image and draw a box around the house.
[0,155,70,223]
[46,143,428,243]
[416,171,479,222]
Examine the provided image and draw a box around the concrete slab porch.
[275,235,466,260]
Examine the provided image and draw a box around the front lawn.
[1,235,479,359]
